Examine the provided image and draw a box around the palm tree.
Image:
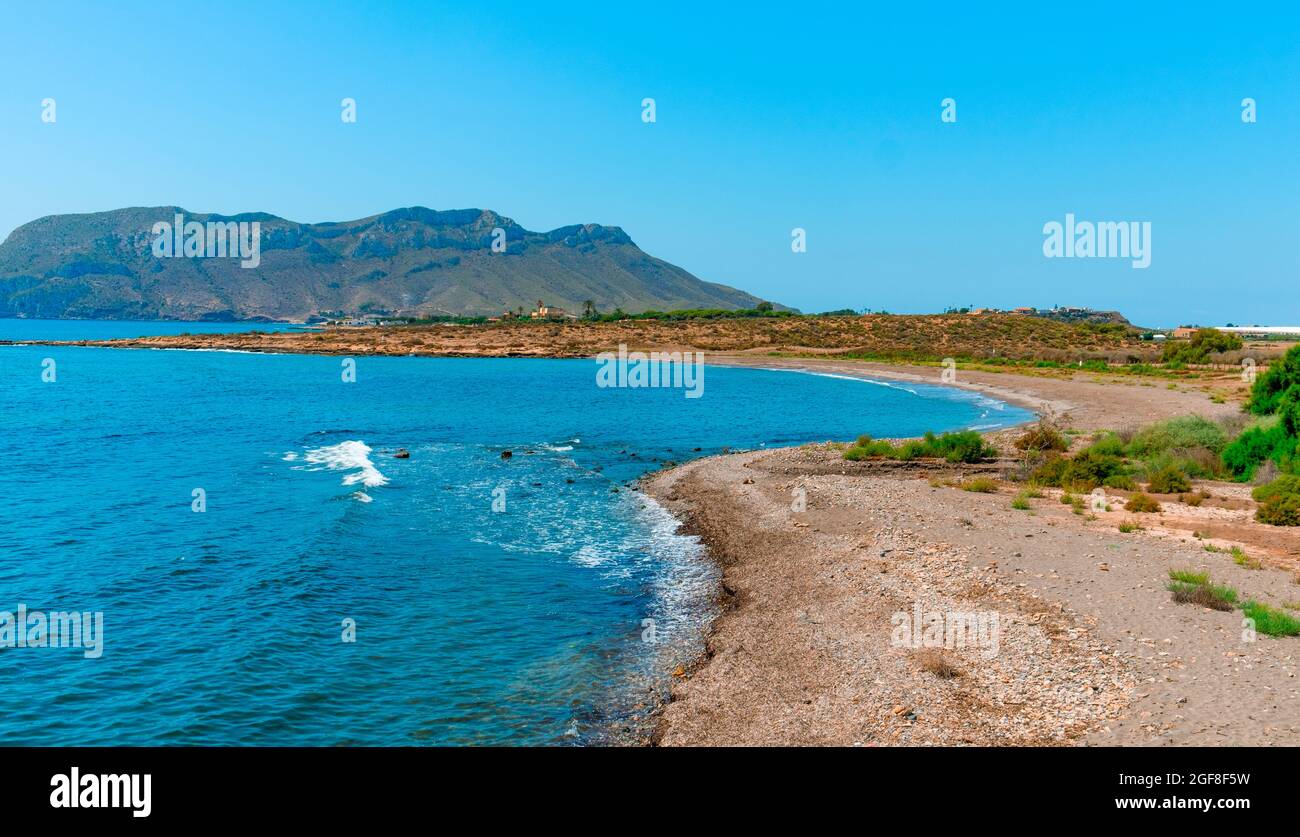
[582,300,597,319]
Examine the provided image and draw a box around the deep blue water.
[0,327,1032,745]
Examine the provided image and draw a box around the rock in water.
[393,448,410,459]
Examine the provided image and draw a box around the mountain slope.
[0,206,775,320]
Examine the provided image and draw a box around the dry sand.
[643,357,1299,746]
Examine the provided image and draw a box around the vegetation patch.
[1241,601,1300,637]
[1145,464,1192,494]
[1224,344,1300,480]
[1253,474,1300,526]
[1014,421,1069,452]
[960,477,999,493]
[1231,546,1261,570]
[844,430,998,464]
[1166,571,1238,611]
[1125,493,1162,513]
[1168,568,1210,585]
[1160,328,1243,366]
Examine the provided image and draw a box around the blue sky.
[2,2,1297,326]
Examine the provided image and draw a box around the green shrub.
[1127,415,1229,457]
[1014,423,1069,452]
[926,430,999,463]
[1125,493,1162,513]
[1028,445,1129,490]
[1061,448,1129,490]
[1086,433,1127,458]
[1254,474,1300,503]
[1247,344,1300,416]
[1168,568,1210,585]
[1280,385,1300,437]
[1229,345,1300,481]
[844,438,897,460]
[1253,475,1300,526]
[1029,454,1069,486]
[961,477,999,493]
[1145,464,1192,494]
[1103,474,1137,490]
[1011,492,1033,510]
[842,430,996,464]
[1222,422,1294,480]
[895,439,931,460]
[1162,328,1243,365]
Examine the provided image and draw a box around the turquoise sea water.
[0,321,1032,745]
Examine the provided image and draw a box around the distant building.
[1012,307,1036,315]
[1219,325,1300,338]
[1171,327,1199,339]
[530,303,572,320]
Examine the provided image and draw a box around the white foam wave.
[757,366,921,395]
[299,440,389,488]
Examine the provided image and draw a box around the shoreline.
[12,332,1285,744]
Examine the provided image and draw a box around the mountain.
[0,207,776,321]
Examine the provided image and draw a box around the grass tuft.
[1231,546,1261,570]
[1241,601,1300,637]
[1167,578,1238,611]
[1168,568,1210,585]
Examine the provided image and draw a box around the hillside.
[0,206,774,321]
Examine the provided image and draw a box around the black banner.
[1,746,1281,823]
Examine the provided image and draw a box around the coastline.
[641,362,1300,747]
[13,331,1286,745]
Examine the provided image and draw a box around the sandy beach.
[643,357,1300,746]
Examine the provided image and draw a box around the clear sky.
[2,2,1296,326]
